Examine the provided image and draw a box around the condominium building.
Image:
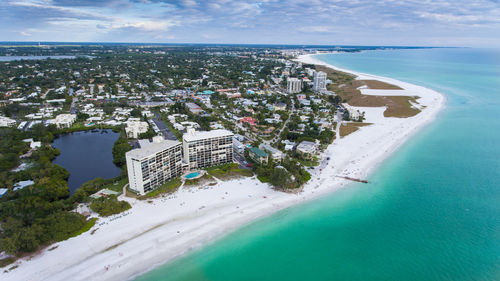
[49,114,77,129]
[126,139,183,194]
[182,128,233,169]
[313,71,327,92]
[125,120,149,139]
[296,140,318,159]
[287,77,302,94]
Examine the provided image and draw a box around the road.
[152,112,178,140]
[264,98,295,145]
[233,152,252,170]
[70,97,78,114]
[334,110,343,141]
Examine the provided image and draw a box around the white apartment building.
[296,140,318,159]
[125,120,149,138]
[126,139,183,194]
[182,128,234,169]
[49,114,77,129]
[313,71,327,92]
[287,77,302,94]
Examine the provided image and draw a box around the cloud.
[298,26,336,33]
[0,0,499,46]
[20,31,32,36]
[415,11,500,25]
[113,20,178,31]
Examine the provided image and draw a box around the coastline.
[1,54,445,281]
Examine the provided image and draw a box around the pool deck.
[181,170,206,181]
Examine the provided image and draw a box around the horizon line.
[0,41,457,48]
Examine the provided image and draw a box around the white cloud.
[2,0,500,46]
[298,26,335,33]
[114,20,178,31]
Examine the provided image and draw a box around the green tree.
[271,167,293,189]
[90,195,131,217]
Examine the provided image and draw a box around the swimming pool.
[185,172,201,179]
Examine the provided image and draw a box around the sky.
[1,0,500,47]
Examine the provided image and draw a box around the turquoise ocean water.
[136,48,500,281]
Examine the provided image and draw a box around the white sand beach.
[1,54,445,281]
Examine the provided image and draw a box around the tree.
[0,237,17,255]
[112,131,132,167]
[130,108,142,118]
[271,167,293,189]
[76,112,90,122]
[36,177,69,202]
[90,195,131,217]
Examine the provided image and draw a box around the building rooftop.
[14,180,34,191]
[126,139,181,160]
[297,141,317,153]
[90,188,121,199]
[186,102,202,109]
[183,129,233,142]
[260,144,281,154]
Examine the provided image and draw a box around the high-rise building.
[126,139,183,194]
[287,77,302,94]
[313,71,327,92]
[183,128,233,169]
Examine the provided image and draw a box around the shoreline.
[1,54,446,281]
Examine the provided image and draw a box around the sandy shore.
[1,54,445,281]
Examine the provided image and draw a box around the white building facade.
[125,121,149,138]
[0,116,16,127]
[50,114,77,129]
[183,129,234,169]
[313,71,327,92]
[287,77,302,94]
[126,139,183,194]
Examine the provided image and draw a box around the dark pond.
[52,129,121,194]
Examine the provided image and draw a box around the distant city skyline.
[1,0,499,47]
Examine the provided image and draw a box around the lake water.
[52,129,121,193]
[136,48,500,281]
[0,55,80,62]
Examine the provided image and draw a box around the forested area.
[0,126,131,260]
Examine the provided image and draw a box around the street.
[152,112,178,140]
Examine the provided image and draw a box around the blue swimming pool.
[185,172,201,179]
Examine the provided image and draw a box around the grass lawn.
[340,122,372,138]
[257,175,270,183]
[316,65,421,118]
[207,163,254,180]
[102,177,129,193]
[139,178,182,199]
